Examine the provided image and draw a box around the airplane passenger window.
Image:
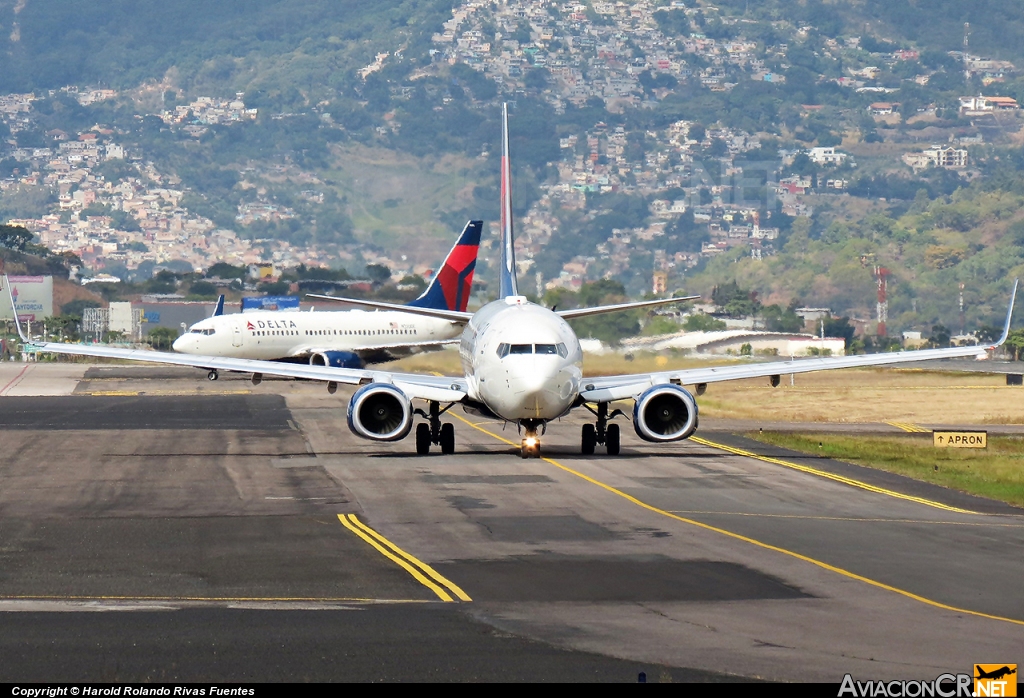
[508,344,533,354]
[535,344,558,355]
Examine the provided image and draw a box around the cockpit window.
[556,342,567,358]
[190,328,216,336]
[496,343,510,358]
[535,344,558,355]
[508,344,533,354]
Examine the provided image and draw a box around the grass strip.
[748,431,1024,508]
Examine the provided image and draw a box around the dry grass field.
[387,349,1024,425]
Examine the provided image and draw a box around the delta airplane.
[173,220,483,375]
[13,104,1018,458]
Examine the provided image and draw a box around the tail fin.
[407,220,483,312]
[213,294,225,316]
[498,102,519,299]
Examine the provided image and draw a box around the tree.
[683,313,727,332]
[823,317,856,349]
[148,326,179,350]
[0,225,32,251]
[365,264,392,286]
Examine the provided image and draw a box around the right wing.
[580,280,1018,403]
[556,295,700,320]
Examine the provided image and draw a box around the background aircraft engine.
[347,384,413,441]
[310,351,364,369]
[633,384,699,442]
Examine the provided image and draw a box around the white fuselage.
[460,296,583,422]
[172,309,462,361]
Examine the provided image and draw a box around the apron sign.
[932,431,987,448]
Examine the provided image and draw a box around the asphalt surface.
[0,364,1021,682]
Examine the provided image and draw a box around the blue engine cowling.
[633,384,699,442]
[347,383,413,441]
[310,351,364,369]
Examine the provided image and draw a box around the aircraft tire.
[440,423,455,454]
[606,423,620,455]
[581,424,596,455]
[416,423,431,455]
[207,370,218,381]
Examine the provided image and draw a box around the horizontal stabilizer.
[305,294,472,322]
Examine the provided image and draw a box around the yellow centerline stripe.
[690,436,974,514]
[449,413,1024,627]
[665,511,1024,527]
[344,514,471,601]
[337,514,467,602]
[0,594,430,603]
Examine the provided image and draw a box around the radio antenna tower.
[875,266,889,337]
[959,283,965,336]
[963,22,971,80]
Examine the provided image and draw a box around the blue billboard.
[242,296,300,312]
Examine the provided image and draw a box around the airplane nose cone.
[172,334,186,352]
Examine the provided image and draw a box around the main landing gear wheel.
[581,424,597,455]
[416,423,431,455]
[413,400,456,456]
[606,423,620,455]
[207,370,218,381]
[582,402,624,456]
[440,423,456,455]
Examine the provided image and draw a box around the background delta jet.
[16,104,1019,458]
[173,220,482,373]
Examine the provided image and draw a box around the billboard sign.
[0,276,54,322]
[242,296,300,312]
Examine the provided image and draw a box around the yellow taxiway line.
[689,436,974,514]
[337,513,471,603]
[886,421,930,433]
[450,412,1024,627]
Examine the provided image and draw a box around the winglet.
[3,275,27,342]
[213,294,225,317]
[992,278,1018,347]
[498,102,519,299]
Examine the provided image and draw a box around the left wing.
[580,280,1018,403]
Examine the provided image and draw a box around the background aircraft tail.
[213,294,225,316]
[498,102,519,299]
[407,220,482,313]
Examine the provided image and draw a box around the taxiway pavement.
[0,364,1020,682]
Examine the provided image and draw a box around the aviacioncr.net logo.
[839,673,973,697]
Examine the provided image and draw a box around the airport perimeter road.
[0,365,1021,681]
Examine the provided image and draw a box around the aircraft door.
[232,326,243,347]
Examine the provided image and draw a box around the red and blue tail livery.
[408,220,482,313]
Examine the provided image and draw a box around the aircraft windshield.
[496,342,568,358]
[190,328,216,336]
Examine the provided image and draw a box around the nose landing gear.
[519,420,544,458]
[413,401,456,455]
[581,402,623,455]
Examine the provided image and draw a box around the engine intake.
[311,351,364,369]
[347,383,413,441]
[633,384,698,442]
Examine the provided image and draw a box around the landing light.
[524,436,538,447]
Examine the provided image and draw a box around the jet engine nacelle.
[310,350,364,369]
[347,383,413,441]
[633,384,699,442]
